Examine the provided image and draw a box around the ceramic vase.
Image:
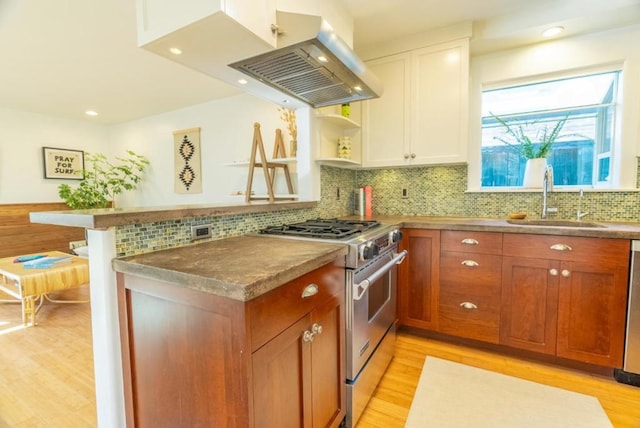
[523,158,547,188]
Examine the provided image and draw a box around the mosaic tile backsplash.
[116,163,640,256]
[116,165,355,256]
[355,164,640,222]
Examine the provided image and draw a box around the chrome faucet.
[577,188,589,221]
[541,165,557,219]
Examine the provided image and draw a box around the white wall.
[0,94,316,208]
[109,93,313,207]
[467,24,640,191]
[0,107,110,203]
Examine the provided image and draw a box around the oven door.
[346,248,407,379]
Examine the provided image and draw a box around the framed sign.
[42,147,85,180]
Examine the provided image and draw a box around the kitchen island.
[113,236,347,427]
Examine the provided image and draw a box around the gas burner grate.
[260,218,380,240]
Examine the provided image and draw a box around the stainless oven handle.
[353,250,408,301]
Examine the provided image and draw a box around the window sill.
[466,187,640,193]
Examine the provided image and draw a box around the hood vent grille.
[230,36,381,107]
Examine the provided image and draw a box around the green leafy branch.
[491,114,569,159]
[58,150,149,209]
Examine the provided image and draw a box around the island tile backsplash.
[117,163,640,256]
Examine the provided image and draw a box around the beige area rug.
[405,357,612,428]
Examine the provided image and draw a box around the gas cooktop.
[259,219,380,240]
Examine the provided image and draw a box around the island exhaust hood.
[230,12,383,108]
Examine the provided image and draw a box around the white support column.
[87,228,125,427]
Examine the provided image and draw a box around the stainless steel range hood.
[230,12,382,108]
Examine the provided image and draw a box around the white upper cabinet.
[136,0,277,48]
[135,0,355,109]
[362,52,411,167]
[362,39,469,167]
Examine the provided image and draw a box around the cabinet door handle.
[404,153,410,159]
[410,153,416,159]
[561,269,571,277]
[550,268,558,276]
[461,260,479,267]
[550,244,572,251]
[461,238,479,245]
[302,330,314,343]
[312,323,323,335]
[460,302,478,309]
[301,284,318,298]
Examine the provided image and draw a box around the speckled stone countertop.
[112,235,347,301]
[365,215,640,239]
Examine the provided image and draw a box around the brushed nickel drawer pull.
[312,323,323,335]
[461,238,479,245]
[549,268,558,276]
[562,269,571,277]
[550,244,572,251]
[302,330,314,343]
[301,284,319,298]
[460,302,478,309]
[461,260,479,267]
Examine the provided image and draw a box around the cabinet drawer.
[503,234,630,264]
[249,262,343,352]
[439,289,501,344]
[440,252,502,288]
[441,231,502,254]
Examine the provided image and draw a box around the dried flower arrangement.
[278,107,297,156]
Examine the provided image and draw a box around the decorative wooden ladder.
[245,123,296,203]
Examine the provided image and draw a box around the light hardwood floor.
[0,288,96,428]
[2,291,639,428]
[357,331,640,428]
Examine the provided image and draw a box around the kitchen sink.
[506,219,606,228]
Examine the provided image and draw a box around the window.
[481,70,620,188]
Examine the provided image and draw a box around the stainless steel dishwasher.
[615,240,640,386]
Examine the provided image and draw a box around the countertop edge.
[112,241,347,302]
[365,216,640,239]
[29,200,318,228]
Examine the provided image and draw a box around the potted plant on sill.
[491,114,568,188]
[58,150,149,209]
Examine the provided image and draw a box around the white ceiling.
[0,0,638,125]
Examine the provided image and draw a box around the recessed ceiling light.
[85,110,98,117]
[317,55,328,62]
[169,47,182,55]
[542,26,564,37]
[238,79,248,85]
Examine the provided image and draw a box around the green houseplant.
[491,114,568,159]
[58,150,149,209]
[491,113,572,188]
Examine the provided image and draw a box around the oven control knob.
[389,230,403,243]
[362,243,380,260]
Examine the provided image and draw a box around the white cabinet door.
[362,52,411,167]
[362,39,469,168]
[411,40,469,165]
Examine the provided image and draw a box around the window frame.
[479,70,621,190]
[467,39,638,194]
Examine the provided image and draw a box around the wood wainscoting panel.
[0,202,85,258]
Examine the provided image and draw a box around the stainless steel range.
[259,219,407,427]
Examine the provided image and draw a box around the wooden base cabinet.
[117,261,345,428]
[439,231,503,343]
[398,229,440,329]
[502,234,630,367]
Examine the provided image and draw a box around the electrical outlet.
[191,224,212,241]
[402,188,409,199]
